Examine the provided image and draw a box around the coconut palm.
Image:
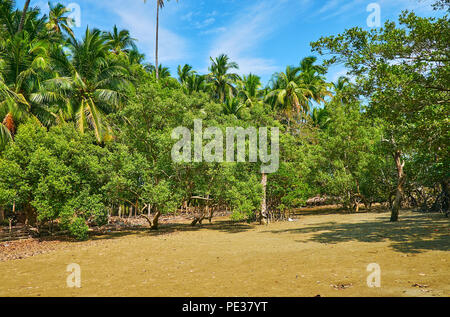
[1,1,47,39]
[237,73,262,106]
[0,63,30,147]
[127,48,145,66]
[17,0,31,33]
[265,65,313,120]
[0,2,55,148]
[298,56,332,105]
[185,73,208,94]
[46,2,75,39]
[34,27,132,141]
[102,25,136,55]
[332,76,357,104]
[177,64,194,84]
[144,63,171,79]
[208,54,240,102]
[310,107,330,129]
[222,97,243,116]
[143,0,178,79]
[0,29,54,128]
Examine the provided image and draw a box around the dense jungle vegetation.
[0,0,448,240]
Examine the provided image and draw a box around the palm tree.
[34,27,132,141]
[177,64,194,84]
[265,65,313,120]
[127,48,145,65]
[185,73,208,94]
[17,0,31,33]
[102,25,136,55]
[0,30,53,129]
[237,73,262,106]
[222,97,243,116]
[332,76,356,104]
[143,0,178,79]
[144,63,171,79]
[46,2,75,39]
[298,56,332,105]
[310,107,330,129]
[208,54,240,102]
[0,64,30,147]
[0,1,54,147]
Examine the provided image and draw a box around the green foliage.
[0,1,447,237]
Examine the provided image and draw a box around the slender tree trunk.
[0,206,4,223]
[391,150,406,222]
[155,3,159,80]
[441,180,449,214]
[259,172,267,224]
[18,0,31,33]
[151,210,161,230]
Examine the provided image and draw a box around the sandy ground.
[0,209,448,297]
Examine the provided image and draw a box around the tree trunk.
[391,150,406,222]
[259,172,267,224]
[151,210,161,230]
[24,203,36,226]
[155,3,159,80]
[0,207,4,223]
[18,0,31,33]
[441,180,449,215]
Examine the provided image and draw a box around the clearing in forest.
[0,210,448,297]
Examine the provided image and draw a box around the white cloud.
[194,17,216,29]
[200,27,227,36]
[320,0,365,21]
[317,0,340,15]
[206,0,288,76]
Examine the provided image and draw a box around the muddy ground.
[0,208,448,297]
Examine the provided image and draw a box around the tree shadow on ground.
[292,205,388,217]
[89,219,255,241]
[263,213,449,254]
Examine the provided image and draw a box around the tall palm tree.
[46,2,75,39]
[102,25,136,55]
[208,54,240,102]
[34,27,132,141]
[185,73,208,94]
[143,0,178,79]
[17,0,31,33]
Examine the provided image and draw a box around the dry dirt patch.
[0,210,448,297]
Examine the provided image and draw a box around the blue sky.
[16,0,440,85]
